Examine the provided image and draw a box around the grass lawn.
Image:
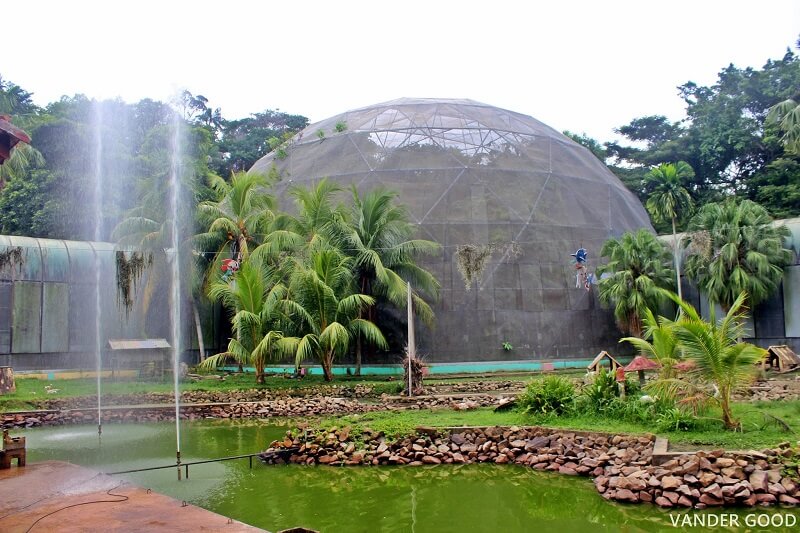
[0,370,563,412]
[4,373,799,451]
[0,374,403,411]
[325,400,800,450]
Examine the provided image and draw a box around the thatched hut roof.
[587,351,622,372]
[673,360,696,372]
[624,355,660,372]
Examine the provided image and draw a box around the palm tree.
[657,291,765,429]
[643,162,694,299]
[597,229,674,337]
[342,186,441,374]
[199,258,293,384]
[767,97,800,154]
[272,178,347,253]
[195,171,277,272]
[683,199,791,311]
[621,307,680,380]
[285,248,387,381]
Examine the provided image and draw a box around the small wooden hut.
[762,345,800,373]
[587,351,622,373]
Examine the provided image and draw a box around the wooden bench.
[0,430,25,468]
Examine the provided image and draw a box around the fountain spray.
[169,111,183,480]
[92,102,104,439]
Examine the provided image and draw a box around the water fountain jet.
[168,110,184,480]
[92,101,104,439]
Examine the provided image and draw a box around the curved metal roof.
[0,236,117,282]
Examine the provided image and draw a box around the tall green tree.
[683,198,791,311]
[286,249,387,381]
[767,96,800,154]
[597,229,675,337]
[342,186,441,374]
[214,110,308,176]
[609,45,800,213]
[643,161,695,298]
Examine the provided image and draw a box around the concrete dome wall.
[251,98,653,362]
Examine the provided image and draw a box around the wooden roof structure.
[0,115,31,165]
[762,345,800,373]
[587,351,622,372]
[624,355,660,372]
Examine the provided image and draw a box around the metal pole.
[407,282,415,397]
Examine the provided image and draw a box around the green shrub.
[519,375,575,416]
[580,369,618,413]
[623,375,640,396]
[656,407,696,431]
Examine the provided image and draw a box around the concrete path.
[0,461,265,532]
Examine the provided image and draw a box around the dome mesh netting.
[251,98,652,362]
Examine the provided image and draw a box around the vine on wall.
[115,251,153,314]
[0,246,24,275]
[454,241,522,290]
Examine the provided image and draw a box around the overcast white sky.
[5,0,799,142]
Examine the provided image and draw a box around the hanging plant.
[0,246,24,275]
[454,241,522,290]
[689,230,712,260]
[115,251,153,315]
[455,244,495,290]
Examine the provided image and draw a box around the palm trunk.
[322,352,334,382]
[192,301,206,362]
[237,234,248,262]
[630,314,643,338]
[355,276,367,377]
[256,360,265,384]
[720,390,737,429]
[355,336,362,377]
[672,217,682,300]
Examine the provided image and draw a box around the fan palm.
[767,97,800,154]
[342,186,441,374]
[597,229,674,337]
[285,249,387,381]
[654,291,765,429]
[643,161,694,299]
[683,199,791,311]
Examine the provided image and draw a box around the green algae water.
[21,421,796,532]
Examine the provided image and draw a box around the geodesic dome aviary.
[250,98,653,362]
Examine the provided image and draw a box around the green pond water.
[21,421,796,532]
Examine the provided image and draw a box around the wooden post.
[0,367,15,395]
[407,282,415,397]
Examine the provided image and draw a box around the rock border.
[260,425,800,508]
